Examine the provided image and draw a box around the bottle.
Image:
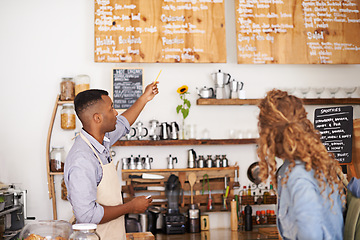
[260,210,267,224]
[266,210,271,217]
[255,211,261,224]
[269,182,276,195]
[69,223,100,240]
[60,77,75,101]
[242,186,247,196]
[247,185,251,196]
[50,146,66,172]
[207,190,213,210]
[257,190,263,204]
[244,205,252,231]
[61,103,76,129]
[74,74,90,96]
[231,199,238,231]
[263,186,269,203]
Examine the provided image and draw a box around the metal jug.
[170,121,180,140]
[129,155,136,170]
[122,157,129,170]
[221,155,228,167]
[125,128,137,140]
[143,155,153,170]
[211,69,231,87]
[187,149,197,168]
[135,121,148,140]
[197,155,205,168]
[160,122,171,140]
[214,155,222,168]
[206,155,213,168]
[167,154,178,169]
[148,119,160,140]
[136,155,143,170]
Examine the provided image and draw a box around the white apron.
[80,133,126,240]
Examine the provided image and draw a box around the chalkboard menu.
[112,68,143,110]
[94,0,226,63]
[314,106,353,163]
[235,0,360,64]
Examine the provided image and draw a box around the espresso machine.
[163,175,186,234]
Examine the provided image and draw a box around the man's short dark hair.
[74,89,109,119]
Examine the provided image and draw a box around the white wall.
[0,0,359,229]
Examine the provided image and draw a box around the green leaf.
[184,99,191,108]
[176,105,182,113]
[181,108,189,119]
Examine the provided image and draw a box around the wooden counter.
[155,227,280,239]
[126,232,155,240]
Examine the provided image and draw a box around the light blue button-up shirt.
[277,160,344,240]
[64,115,130,224]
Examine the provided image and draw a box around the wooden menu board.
[235,0,360,64]
[112,68,143,110]
[314,106,353,163]
[95,0,226,63]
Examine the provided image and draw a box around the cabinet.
[121,167,239,213]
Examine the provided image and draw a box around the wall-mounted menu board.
[235,0,360,64]
[112,68,143,110]
[95,0,226,63]
[314,106,353,163]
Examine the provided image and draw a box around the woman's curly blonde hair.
[257,89,344,202]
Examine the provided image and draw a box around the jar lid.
[72,223,97,230]
[63,103,74,107]
[52,146,64,149]
[62,77,73,81]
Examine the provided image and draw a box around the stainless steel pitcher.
[187,149,197,168]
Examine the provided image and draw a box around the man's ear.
[93,113,102,124]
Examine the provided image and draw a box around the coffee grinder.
[162,174,186,234]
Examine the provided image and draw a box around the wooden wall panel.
[235,0,360,64]
[95,0,226,63]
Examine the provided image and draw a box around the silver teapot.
[196,86,214,99]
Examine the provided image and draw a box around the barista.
[64,82,158,240]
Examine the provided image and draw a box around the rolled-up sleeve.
[65,152,104,224]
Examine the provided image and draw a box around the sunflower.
[177,85,188,94]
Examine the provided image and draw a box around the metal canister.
[121,158,128,170]
[139,213,148,232]
[206,155,213,168]
[221,155,228,167]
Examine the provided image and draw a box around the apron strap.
[80,132,104,167]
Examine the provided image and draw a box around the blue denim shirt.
[277,160,344,240]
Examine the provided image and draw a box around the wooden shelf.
[58,100,73,105]
[122,166,238,174]
[197,98,360,106]
[49,172,64,175]
[122,167,239,213]
[113,138,257,146]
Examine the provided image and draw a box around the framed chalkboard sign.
[314,106,353,163]
[112,68,143,110]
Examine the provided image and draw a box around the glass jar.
[69,224,100,240]
[50,146,65,172]
[19,220,72,239]
[60,77,75,101]
[74,74,90,96]
[61,103,76,129]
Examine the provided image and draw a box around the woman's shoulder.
[284,161,317,185]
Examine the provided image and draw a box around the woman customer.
[257,89,344,240]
